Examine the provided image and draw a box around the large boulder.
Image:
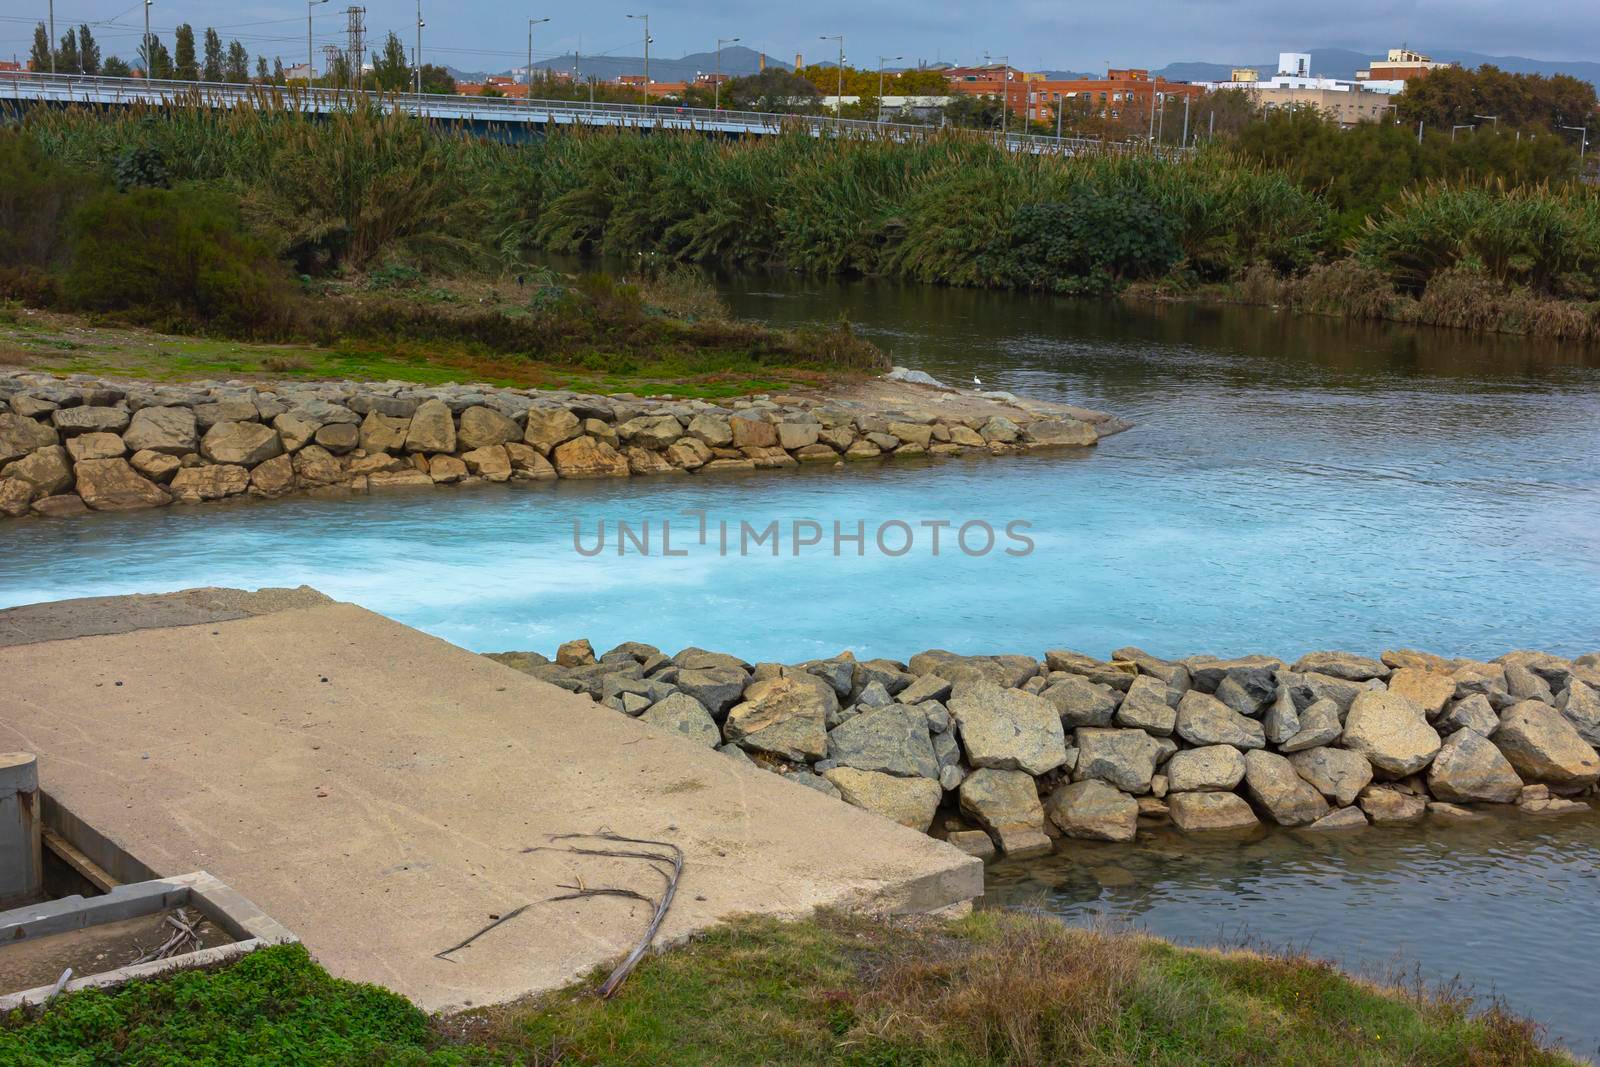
[0,413,60,464]
[1386,667,1457,718]
[1114,675,1177,735]
[1279,699,1343,752]
[0,477,35,517]
[1289,651,1390,681]
[826,704,939,779]
[1026,417,1098,447]
[1493,700,1600,789]
[3,445,72,495]
[674,666,750,718]
[1358,784,1426,824]
[52,406,130,436]
[1427,730,1523,803]
[1175,691,1265,750]
[1242,750,1330,826]
[65,432,126,462]
[1555,681,1600,747]
[123,406,197,456]
[1287,747,1373,807]
[958,768,1050,856]
[616,415,684,450]
[949,681,1068,776]
[724,676,830,761]
[1438,694,1499,737]
[1045,780,1137,842]
[524,408,582,454]
[1163,745,1246,792]
[456,405,521,450]
[404,399,457,453]
[1167,791,1259,833]
[201,421,283,467]
[74,458,170,510]
[1262,688,1300,745]
[1072,727,1172,794]
[552,436,630,478]
[686,413,733,448]
[1039,675,1119,728]
[824,767,941,832]
[1340,691,1440,777]
[358,412,411,454]
[638,692,721,748]
[169,464,250,502]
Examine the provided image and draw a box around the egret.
[972,375,982,387]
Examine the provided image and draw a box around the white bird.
[972,375,982,387]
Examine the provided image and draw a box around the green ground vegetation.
[8,88,1600,358]
[0,911,1567,1066]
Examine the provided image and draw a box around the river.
[3,278,1599,1053]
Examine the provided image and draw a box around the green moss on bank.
[0,911,1566,1066]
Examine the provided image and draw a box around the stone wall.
[0,371,1109,520]
[490,642,1600,859]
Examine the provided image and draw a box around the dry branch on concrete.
[436,831,683,999]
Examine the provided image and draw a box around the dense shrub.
[0,131,103,271]
[65,186,298,335]
[983,190,1182,294]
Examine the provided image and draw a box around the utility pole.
[984,51,1009,143]
[1148,76,1157,142]
[820,34,843,117]
[715,36,738,109]
[49,0,55,73]
[877,54,901,123]
[627,13,649,103]
[414,0,423,92]
[527,16,549,92]
[307,0,328,82]
[143,0,152,79]
[1181,94,1190,147]
[1055,91,1062,143]
[344,6,365,91]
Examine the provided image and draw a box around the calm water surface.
[4,280,1600,1052]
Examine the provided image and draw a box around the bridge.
[0,71,1180,158]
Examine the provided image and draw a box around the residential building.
[1188,50,1401,123]
[282,63,314,81]
[1356,47,1454,93]
[1024,68,1204,126]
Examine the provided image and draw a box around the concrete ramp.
[0,589,980,1011]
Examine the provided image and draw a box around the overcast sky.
[5,1,1595,73]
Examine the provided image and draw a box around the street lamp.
[877,54,901,123]
[820,34,843,117]
[416,0,428,92]
[627,14,650,103]
[1451,123,1473,141]
[308,0,329,83]
[527,17,550,93]
[143,0,153,79]
[1473,113,1498,129]
[715,36,738,110]
[985,52,1010,141]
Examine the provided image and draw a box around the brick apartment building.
[1021,69,1204,125]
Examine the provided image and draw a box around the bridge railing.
[0,71,1190,159]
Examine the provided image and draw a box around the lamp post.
[527,17,549,93]
[1473,113,1498,129]
[627,14,649,104]
[820,34,843,117]
[985,52,1009,143]
[143,0,152,79]
[715,36,738,109]
[1451,123,1473,141]
[876,55,900,122]
[48,0,55,74]
[416,0,428,92]
[307,0,328,83]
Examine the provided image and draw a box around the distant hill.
[510,44,790,83]
[1156,47,1600,87]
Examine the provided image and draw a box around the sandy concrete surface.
[0,591,981,1011]
[814,377,1132,437]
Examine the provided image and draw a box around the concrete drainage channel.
[1,752,297,1010]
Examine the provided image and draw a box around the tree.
[1399,64,1599,138]
[78,24,101,75]
[203,28,224,81]
[722,69,819,113]
[55,27,80,74]
[273,57,286,84]
[420,64,455,95]
[173,24,197,79]
[103,55,132,77]
[371,31,410,92]
[141,36,173,79]
[30,22,50,73]
[225,40,249,82]
[256,56,269,82]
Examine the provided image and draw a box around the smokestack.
[795,52,803,71]
[758,52,766,72]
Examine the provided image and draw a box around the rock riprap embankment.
[487,643,1600,858]
[0,370,1124,520]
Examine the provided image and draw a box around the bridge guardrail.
[0,71,1190,159]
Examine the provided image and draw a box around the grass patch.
[2,912,1566,1066]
